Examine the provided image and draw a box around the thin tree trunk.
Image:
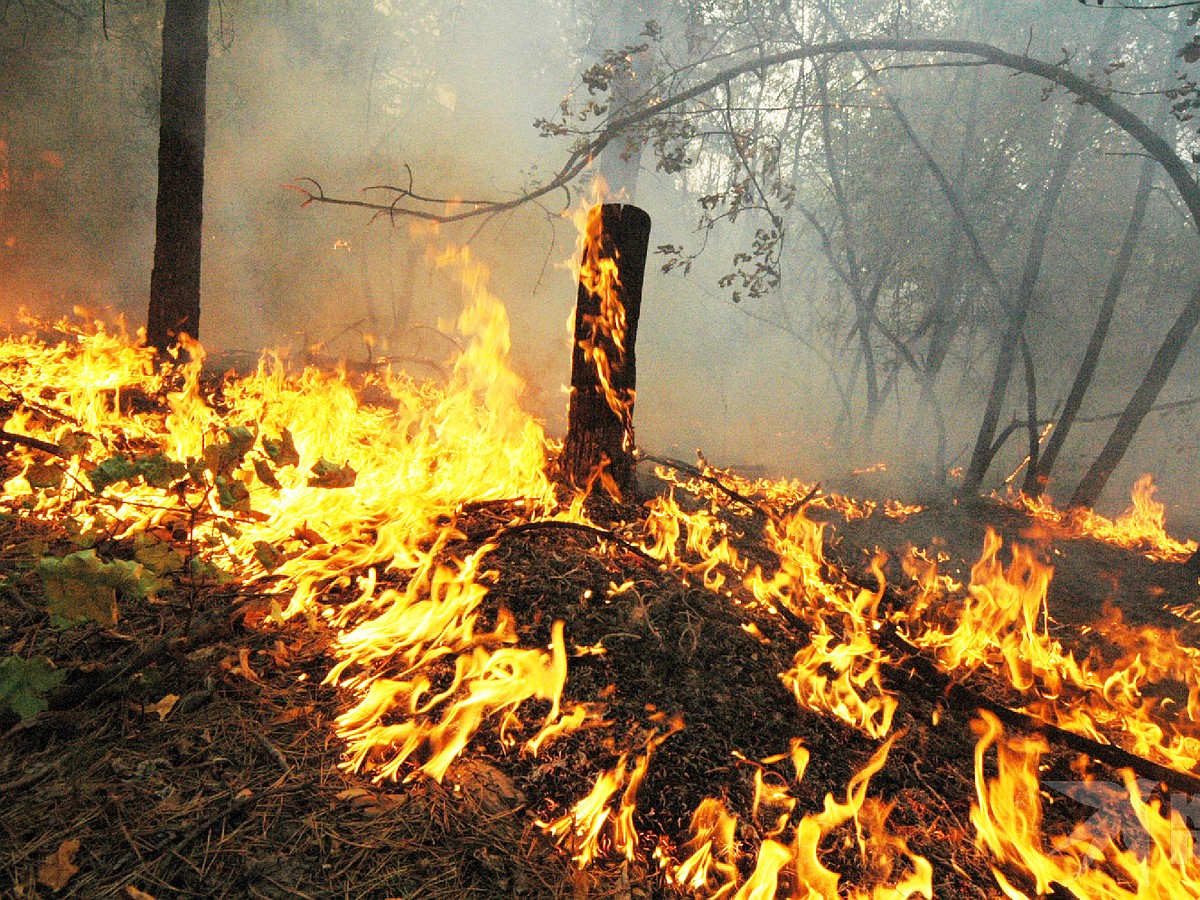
[146,0,209,352]
[960,103,1089,497]
[1028,150,1156,497]
[813,66,879,440]
[1019,338,1040,491]
[1069,283,1200,510]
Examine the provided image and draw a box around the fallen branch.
[641,453,821,523]
[0,429,67,459]
[875,623,1200,796]
[490,519,663,571]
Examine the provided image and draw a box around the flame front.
[4,241,1200,899]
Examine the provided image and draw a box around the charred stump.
[559,203,651,497]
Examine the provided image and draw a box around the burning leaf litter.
[0,249,1199,897]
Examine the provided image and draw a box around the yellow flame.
[972,711,1200,899]
[1020,474,1197,562]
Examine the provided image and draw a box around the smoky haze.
[1,0,1199,536]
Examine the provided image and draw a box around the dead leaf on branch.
[37,837,80,891]
[150,693,179,721]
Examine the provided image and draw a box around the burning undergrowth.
[1,247,1200,898]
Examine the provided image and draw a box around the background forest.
[2,0,1199,529]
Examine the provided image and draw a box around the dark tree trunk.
[146,0,209,352]
[960,104,1088,497]
[1028,151,1155,498]
[1069,283,1200,510]
[559,203,651,497]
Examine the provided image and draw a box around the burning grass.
[2,252,1200,897]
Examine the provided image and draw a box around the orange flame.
[1020,474,1197,562]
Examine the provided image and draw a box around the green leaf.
[134,535,185,576]
[214,475,250,511]
[37,550,167,628]
[189,556,231,585]
[224,425,256,454]
[87,455,138,492]
[253,540,283,571]
[253,458,282,489]
[0,656,66,720]
[203,426,256,478]
[135,452,188,489]
[26,461,64,489]
[308,458,357,489]
[262,429,300,468]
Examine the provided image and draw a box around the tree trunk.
[1028,150,1156,497]
[559,203,652,497]
[1069,283,1200,510]
[959,103,1088,497]
[146,0,209,352]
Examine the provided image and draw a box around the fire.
[539,712,684,866]
[5,233,1200,897]
[662,734,933,899]
[1020,474,1197,562]
[972,711,1200,899]
[902,528,1200,773]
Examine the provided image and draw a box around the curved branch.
[299,38,1200,236]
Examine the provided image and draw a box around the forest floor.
[1,464,1199,899]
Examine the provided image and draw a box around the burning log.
[559,203,651,497]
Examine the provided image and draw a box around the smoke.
[1,1,1199,536]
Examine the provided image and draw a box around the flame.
[972,711,1200,899]
[662,734,933,899]
[1020,474,1197,562]
[903,529,1200,773]
[5,241,1200,897]
[538,713,684,866]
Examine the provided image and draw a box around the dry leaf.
[125,886,157,900]
[37,838,80,891]
[150,693,179,721]
[270,704,313,724]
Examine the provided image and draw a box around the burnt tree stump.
[559,203,651,497]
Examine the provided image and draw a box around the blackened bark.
[1069,283,1200,510]
[146,0,209,352]
[560,203,651,497]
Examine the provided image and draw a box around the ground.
[3,462,1198,899]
